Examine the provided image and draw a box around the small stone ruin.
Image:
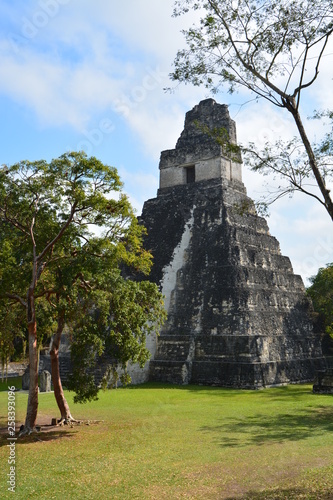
[313,369,333,394]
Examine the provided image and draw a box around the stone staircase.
[149,335,195,384]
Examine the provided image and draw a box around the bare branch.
[207,0,291,102]
[293,32,332,104]
[0,206,30,236]
[266,30,288,80]
[4,293,27,308]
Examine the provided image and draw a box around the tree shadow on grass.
[126,382,320,399]
[225,486,333,499]
[0,426,78,447]
[201,406,333,447]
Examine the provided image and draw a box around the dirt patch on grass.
[151,455,333,500]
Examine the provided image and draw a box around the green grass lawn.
[0,377,22,392]
[0,383,332,499]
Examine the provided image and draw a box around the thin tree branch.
[37,202,78,262]
[266,30,288,79]
[0,207,30,236]
[4,293,27,308]
[293,32,332,103]
[207,0,291,102]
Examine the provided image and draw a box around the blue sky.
[0,0,332,285]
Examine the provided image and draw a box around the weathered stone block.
[40,370,51,392]
[22,367,30,390]
[313,369,333,394]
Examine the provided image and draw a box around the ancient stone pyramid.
[140,98,325,388]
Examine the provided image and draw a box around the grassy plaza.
[1,382,333,499]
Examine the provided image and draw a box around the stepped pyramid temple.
[139,98,325,388]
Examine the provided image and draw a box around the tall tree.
[45,234,165,421]
[307,263,333,350]
[0,302,22,382]
[171,0,333,219]
[0,152,165,434]
[67,271,166,404]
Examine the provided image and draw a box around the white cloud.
[0,0,332,285]
[264,192,333,285]
[305,37,333,112]
[65,0,199,62]
[117,167,159,213]
[120,87,206,160]
[0,0,205,140]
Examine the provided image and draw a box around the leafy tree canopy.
[0,151,166,431]
[172,0,333,102]
[307,263,333,340]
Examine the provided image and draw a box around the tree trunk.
[24,322,39,433]
[50,312,75,423]
[23,339,27,359]
[21,283,39,435]
[285,98,333,221]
